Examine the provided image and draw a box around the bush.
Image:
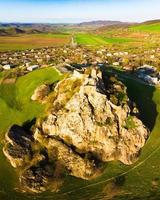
[117,92,128,104]
[124,116,136,130]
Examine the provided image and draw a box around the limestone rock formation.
[40,68,149,165]
[3,67,149,193]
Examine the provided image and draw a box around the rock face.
[3,67,149,193]
[34,129,100,180]
[3,125,33,168]
[40,68,149,165]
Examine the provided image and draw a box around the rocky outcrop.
[3,67,149,193]
[3,125,64,193]
[40,68,149,165]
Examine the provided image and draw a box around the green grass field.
[0,67,63,200]
[130,23,160,32]
[0,67,62,134]
[75,33,134,46]
[75,34,107,46]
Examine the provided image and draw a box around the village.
[0,44,160,85]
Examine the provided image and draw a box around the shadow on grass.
[101,66,158,131]
[0,83,22,111]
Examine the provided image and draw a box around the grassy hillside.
[0,67,63,200]
[0,67,62,133]
[93,22,160,50]
[130,23,160,32]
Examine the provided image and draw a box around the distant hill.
[0,23,66,35]
[142,19,160,25]
[78,20,127,27]
[130,20,160,32]
[0,27,26,36]
[25,29,43,34]
[0,29,8,36]
[0,20,160,35]
[96,23,136,32]
[94,19,160,34]
[8,27,25,34]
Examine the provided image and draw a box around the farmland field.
[0,33,70,51]
[0,22,159,51]
[75,33,135,46]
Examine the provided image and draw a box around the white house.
[113,62,120,66]
[27,65,39,72]
[3,64,11,70]
[106,53,112,57]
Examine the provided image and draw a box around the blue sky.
[0,0,160,23]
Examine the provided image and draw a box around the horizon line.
[0,18,159,25]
